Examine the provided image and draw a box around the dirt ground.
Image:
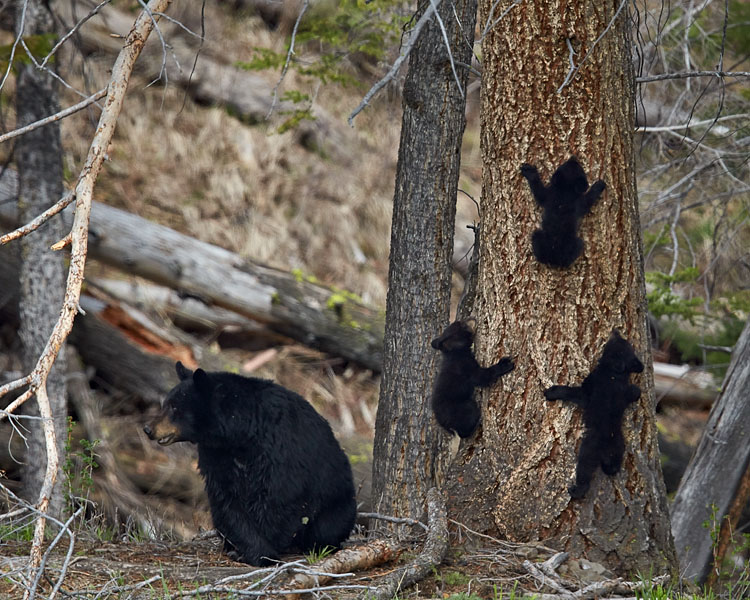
[0,530,560,599]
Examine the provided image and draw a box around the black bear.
[544,330,644,499]
[430,320,515,438]
[520,156,606,268]
[144,362,357,565]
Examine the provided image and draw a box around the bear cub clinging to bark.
[430,320,515,438]
[520,156,606,268]
[544,330,644,499]
[144,362,356,566]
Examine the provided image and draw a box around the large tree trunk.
[371,0,477,523]
[670,317,750,582]
[15,0,68,520]
[444,0,677,575]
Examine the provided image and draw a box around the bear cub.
[520,156,606,268]
[144,362,357,566]
[544,330,644,499]
[430,320,514,438]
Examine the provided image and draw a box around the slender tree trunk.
[444,0,677,574]
[371,0,477,524]
[16,0,68,520]
[671,317,750,582]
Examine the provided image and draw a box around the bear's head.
[431,319,475,352]
[550,156,589,197]
[600,330,645,375]
[143,362,214,445]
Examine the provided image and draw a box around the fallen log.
[0,249,191,402]
[291,538,400,591]
[653,362,717,409]
[0,171,385,372]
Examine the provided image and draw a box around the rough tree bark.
[371,0,477,524]
[444,0,677,574]
[670,317,750,583]
[15,0,68,520]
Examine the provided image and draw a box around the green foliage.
[63,417,100,513]
[646,268,703,320]
[660,314,743,380]
[305,544,335,563]
[278,107,316,134]
[235,47,286,72]
[727,1,750,56]
[0,522,36,542]
[442,570,471,587]
[236,0,407,131]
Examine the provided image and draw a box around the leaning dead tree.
[0,0,173,595]
[671,317,750,583]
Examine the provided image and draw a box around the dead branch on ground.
[368,487,448,600]
[523,555,670,600]
[291,538,400,590]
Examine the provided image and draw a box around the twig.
[0,375,32,400]
[478,0,524,42]
[523,559,576,599]
[0,0,28,93]
[698,344,733,353]
[636,70,750,83]
[359,511,429,532]
[557,0,629,93]
[30,507,84,600]
[0,90,107,145]
[0,192,76,246]
[427,0,463,97]
[636,113,750,133]
[530,575,671,600]
[40,0,114,69]
[266,0,311,120]
[349,0,442,126]
[668,201,682,281]
[538,552,570,579]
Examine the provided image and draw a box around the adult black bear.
[544,330,644,499]
[430,320,514,438]
[144,362,356,565]
[520,156,606,268]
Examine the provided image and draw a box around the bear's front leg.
[544,385,583,405]
[221,525,279,566]
[475,357,515,387]
[520,163,548,205]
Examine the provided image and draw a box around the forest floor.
[0,529,649,599]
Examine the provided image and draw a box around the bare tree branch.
[0,0,173,594]
[266,0,311,119]
[349,0,442,126]
[636,70,750,83]
[40,0,114,69]
[557,0,629,93]
[0,89,107,145]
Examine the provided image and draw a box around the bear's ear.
[192,368,215,399]
[176,361,193,381]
